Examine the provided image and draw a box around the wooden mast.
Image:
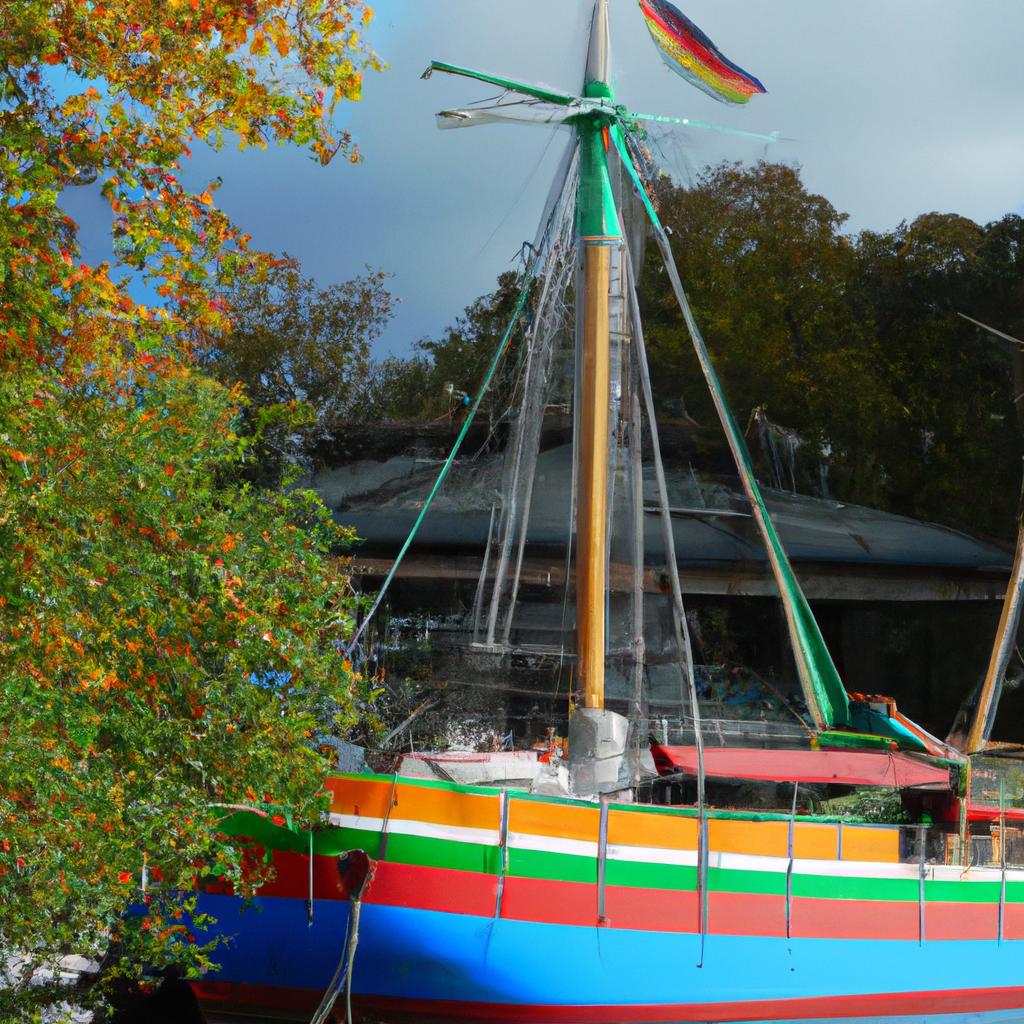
[577,0,616,710]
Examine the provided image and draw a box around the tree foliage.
[1,0,380,1015]
[199,256,394,483]
[311,159,1021,540]
[638,161,1024,538]
[1,350,365,1015]
[352,270,528,425]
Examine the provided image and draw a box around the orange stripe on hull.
[792,822,839,860]
[327,775,395,818]
[509,799,600,843]
[709,819,789,858]
[327,776,500,832]
[324,775,901,865]
[841,825,900,863]
[608,809,697,851]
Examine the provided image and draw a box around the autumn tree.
[1,0,381,1016]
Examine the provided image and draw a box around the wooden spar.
[578,245,611,709]
[963,497,1024,753]
[577,0,615,711]
[954,319,1024,753]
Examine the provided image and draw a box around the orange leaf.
[6,448,28,463]
[163,463,175,476]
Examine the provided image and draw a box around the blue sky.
[62,0,1024,356]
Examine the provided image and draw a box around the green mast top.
[578,0,620,243]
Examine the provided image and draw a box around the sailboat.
[191,3,1024,1021]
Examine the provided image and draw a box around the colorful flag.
[639,0,766,105]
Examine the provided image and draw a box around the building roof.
[316,444,1011,602]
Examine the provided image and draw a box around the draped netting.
[451,135,811,750]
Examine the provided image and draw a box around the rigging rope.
[344,274,535,659]
[619,225,708,967]
[611,122,850,732]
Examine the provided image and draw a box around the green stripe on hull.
[608,860,697,892]
[926,879,1002,904]
[386,834,501,875]
[509,848,700,891]
[328,827,382,859]
[710,867,786,896]
[509,848,595,885]
[792,873,918,902]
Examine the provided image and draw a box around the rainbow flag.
[639,0,766,105]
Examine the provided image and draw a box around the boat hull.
[191,774,1024,1022]
[193,893,1024,1023]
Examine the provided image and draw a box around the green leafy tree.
[0,0,381,1015]
[637,161,1022,537]
[850,212,1021,533]
[417,270,526,414]
[200,257,394,484]
[348,353,435,423]
[1,351,367,1016]
[639,161,894,466]
[357,270,529,424]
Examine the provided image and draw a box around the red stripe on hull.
[501,876,598,927]
[502,879,788,935]
[708,891,785,937]
[257,849,347,901]
[193,979,321,1015]
[603,886,697,932]
[353,986,1024,1023]
[926,901,1000,941]
[792,895,919,941]
[243,858,1015,946]
[365,862,498,918]
[1004,902,1024,940]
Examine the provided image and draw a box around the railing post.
[785,783,798,940]
[495,791,510,919]
[597,796,609,925]
[918,824,927,946]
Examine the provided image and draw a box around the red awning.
[965,803,1024,823]
[650,745,951,790]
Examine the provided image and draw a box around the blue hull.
[193,894,1024,1022]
